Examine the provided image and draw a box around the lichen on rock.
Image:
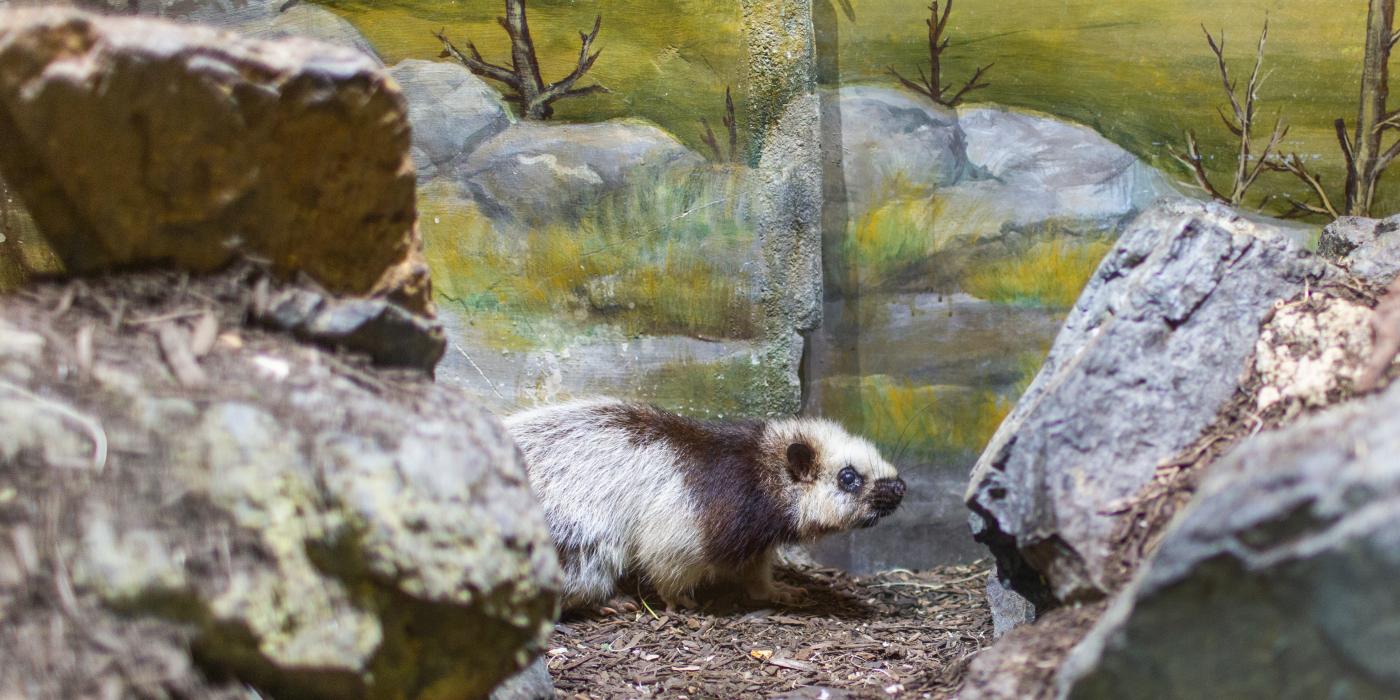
[1253,294,1374,414]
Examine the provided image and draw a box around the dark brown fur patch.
[595,403,800,566]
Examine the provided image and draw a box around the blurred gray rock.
[1058,381,1400,699]
[1320,214,1400,285]
[490,658,555,700]
[966,201,1339,620]
[458,120,704,225]
[255,286,447,371]
[987,572,1036,638]
[389,59,512,182]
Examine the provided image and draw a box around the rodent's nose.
[868,477,905,516]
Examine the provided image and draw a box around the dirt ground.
[545,562,993,699]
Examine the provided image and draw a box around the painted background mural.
[308,0,778,419]
[810,0,1386,570]
[1,0,1394,573]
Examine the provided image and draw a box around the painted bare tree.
[1169,20,1288,206]
[434,0,605,120]
[1273,0,1396,218]
[888,0,992,107]
[699,87,740,163]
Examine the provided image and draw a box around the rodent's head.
[763,418,905,538]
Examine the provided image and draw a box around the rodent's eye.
[838,466,863,493]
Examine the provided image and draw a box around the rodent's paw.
[751,581,807,607]
[660,592,699,612]
[596,597,641,616]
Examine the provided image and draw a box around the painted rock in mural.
[942,105,1176,232]
[820,85,971,214]
[966,200,1339,616]
[1058,380,1400,698]
[389,59,514,183]
[0,7,430,311]
[458,120,705,226]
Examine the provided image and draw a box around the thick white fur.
[506,398,897,609]
[507,398,705,608]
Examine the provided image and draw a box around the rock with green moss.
[0,270,561,699]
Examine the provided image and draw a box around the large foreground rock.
[1057,380,1400,699]
[966,201,1338,615]
[389,59,513,183]
[0,8,430,312]
[457,120,704,225]
[0,270,560,698]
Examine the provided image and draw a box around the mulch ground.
[545,561,993,699]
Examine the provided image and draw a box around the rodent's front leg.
[742,550,805,606]
[657,589,699,611]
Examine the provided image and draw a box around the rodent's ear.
[786,442,817,481]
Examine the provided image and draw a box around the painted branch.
[700,119,723,161]
[1238,115,1289,197]
[946,62,994,107]
[434,30,518,88]
[1345,0,1395,215]
[529,15,605,119]
[723,86,739,162]
[1267,152,1342,220]
[435,0,605,121]
[1170,131,1229,203]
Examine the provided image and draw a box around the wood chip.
[769,615,810,625]
[251,276,271,317]
[548,562,992,699]
[75,324,93,377]
[53,284,77,318]
[190,311,219,358]
[768,656,818,672]
[156,323,207,388]
[218,332,244,350]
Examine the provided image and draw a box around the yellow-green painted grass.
[963,237,1114,310]
[419,169,759,346]
[819,373,1015,460]
[819,350,1044,460]
[836,186,1109,308]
